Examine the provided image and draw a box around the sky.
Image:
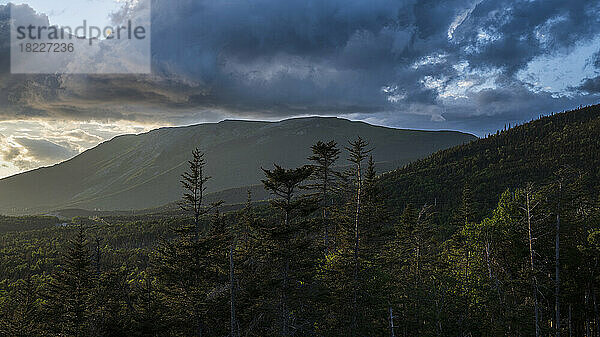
[0,0,120,28]
[0,0,599,178]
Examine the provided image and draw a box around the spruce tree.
[0,276,44,337]
[363,155,387,236]
[46,225,94,337]
[308,140,341,253]
[157,148,226,337]
[180,148,210,240]
[345,136,372,336]
[262,164,314,336]
[389,203,438,335]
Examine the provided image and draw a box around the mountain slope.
[379,104,600,221]
[0,117,475,214]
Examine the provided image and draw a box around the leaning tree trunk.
[555,182,561,337]
[526,190,541,337]
[568,304,572,337]
[230,245,239,337]
[323,168,330,253]
[389,307,396,337]
[352,161,362,336]
[281,202,291,337]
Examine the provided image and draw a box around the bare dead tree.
[521,183,541,337]
[568,304,572,337]
[346,136,371,336]
[555,180,562,337]
[389,307,396,337]
[230,244,239,337]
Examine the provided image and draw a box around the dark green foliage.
[0,275,46,337]
[180,149,210,219]
[0,215,60,233]
[0,106,599,336]
[261,163,318,336]
[380,104,600,225]
[262,164,314,216]
[45,225,95,336]
[308,140,341,252]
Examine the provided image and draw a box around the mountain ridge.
[0,116,476,214]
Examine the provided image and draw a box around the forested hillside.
[0,106,599,336]
[380,104,600,223]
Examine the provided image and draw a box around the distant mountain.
[0,117,475,214]
[379,104,600,223]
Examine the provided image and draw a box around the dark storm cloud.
[452,0,600,74]
[593,51,600,69]
[0,0,599,133]
[578,76,600,94]
[574,49,600,94]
